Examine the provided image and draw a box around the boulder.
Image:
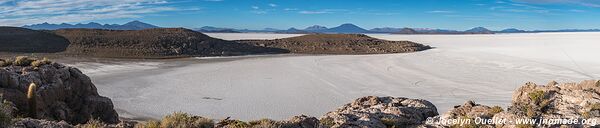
[12,118,73,128]
[0,62,119,124]
[320,96,438,128]
[286,115,320,128]
[507,80,600,127]
[425,80,600,128]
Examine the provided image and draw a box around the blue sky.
[1,0,599,30]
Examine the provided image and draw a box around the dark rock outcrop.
[238,34,432,54]
[0,60,119,124]
[320,96,438,127]
[12,118,74,128]
[0,27,70,53]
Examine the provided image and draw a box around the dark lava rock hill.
[52,28,289,58]
[237,34,432,54]
[0,27,70,53]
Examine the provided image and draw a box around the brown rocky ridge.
[237,34,432,54]
[52,28,289,58]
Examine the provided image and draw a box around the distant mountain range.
[195,24,519,34]
[21,21,600,34]
[22,21,160,30]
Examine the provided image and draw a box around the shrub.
[490,106,504,115]
[146,120,160,128]
[221,120,249,128]
[380,117,399,127]
[135,120,160,128]
[0,59,12,67]
[0,108,10,128]
[248,118,281,127]
[160,112,213,128]
[13,56,34,66]
[319,117,335,127]
[582,111,591,119]
[0,97,15,128]
[78,118,107,128]
[590,103,600,111]
[528,90,545,104]
[31,57,52,67]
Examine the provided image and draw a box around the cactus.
[27,83,37,118]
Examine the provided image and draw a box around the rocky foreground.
[237,34,432,54]
[1,57,599,128]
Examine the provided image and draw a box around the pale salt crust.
[76,32,600,120]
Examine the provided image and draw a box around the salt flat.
[80,32,600,121]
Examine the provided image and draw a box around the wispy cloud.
[426,10,455,13]
[513,0,600,7]
[204,0,223,2]
[250,5,272,14]
[268,3,277,7]
[297,9,346,14]
[284,8,297,11]
[299,10,330,14]
[569,9,586,12]
[250,10,267,14]
[489,1,551,14]
[0,0,182,26]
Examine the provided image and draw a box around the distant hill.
[52,28,288,58]
[237,34,431,54]
[0,27,69,53]
[530,29,600,33]
[304,25,328,32]
[465,27,494,34]
[275,28,316,34]
[195,26,240,33]
[390,27,494,34]
[498,28,526,33]
[322,23,370,33]
[193,24,600,34]
[393,28,419,34]
[370,27,403,33]
[22,21,160,30]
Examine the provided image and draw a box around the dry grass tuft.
[31,57,52,67]
[77,118,107,128]
[13,56,34,66]
[159,112,213,128]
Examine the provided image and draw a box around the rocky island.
[237,34,432,54]
[52,28,289,58]
[1,27,432,59]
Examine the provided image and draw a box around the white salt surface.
[79,32,600,120]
